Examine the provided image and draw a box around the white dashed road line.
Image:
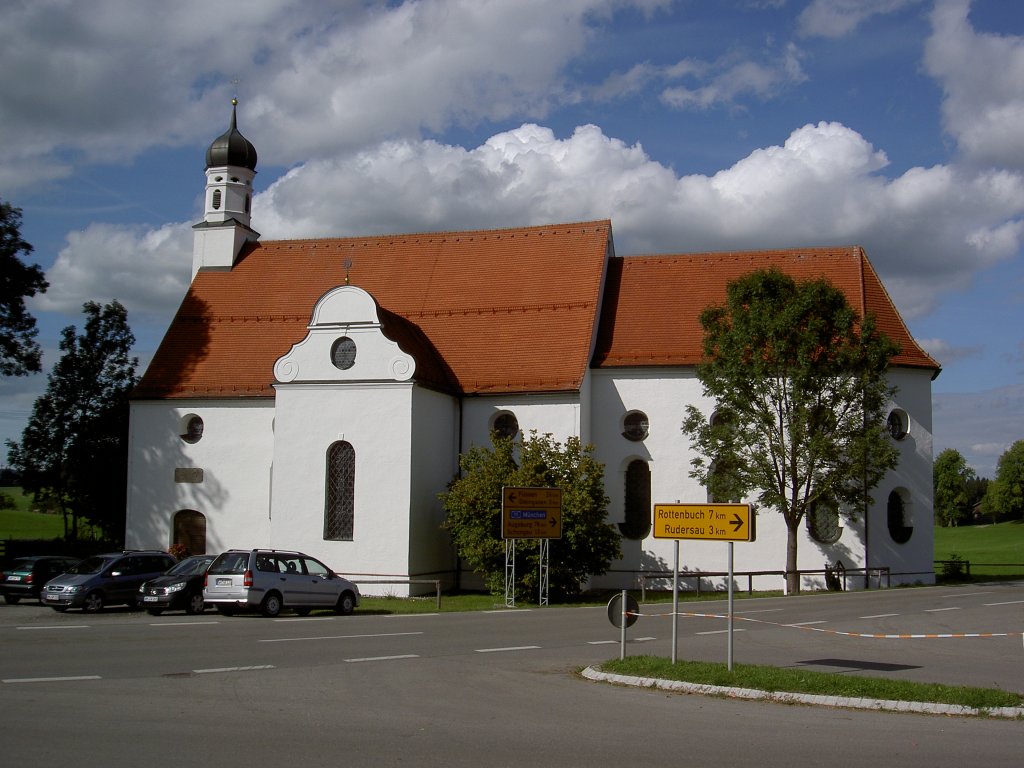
[258,631,424,643]
[345,655,419,663]
[3,675,101,684]
[475,645,540,653]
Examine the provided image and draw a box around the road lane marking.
[859,613,899,619]
[925,607,961,612]
[16,625,90,630]
[985,600,1024,606]
[345,655,419,662]
[258,631,423,643]
[3,675,101,683]
[697,629,746,636]
[483,609,532,614]
[588,640,618,645]
[475,645,540,653]
[735,609,784,614]
[273,616,338,622]
[785,621,828,626]
[150,621,219,627]
[194,665,275,674]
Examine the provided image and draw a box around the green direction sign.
[652,503,754,542]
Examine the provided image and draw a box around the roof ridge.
[258,219,612,247]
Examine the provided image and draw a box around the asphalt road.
[1,582,1022,766]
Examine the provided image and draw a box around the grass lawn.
[934,519,1024,578]
[0,488,65,540]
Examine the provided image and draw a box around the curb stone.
[580,666,1024,719]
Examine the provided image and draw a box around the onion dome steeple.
[192,98,260,280]
[205,98,258,171]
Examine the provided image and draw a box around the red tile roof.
[134,220,613,399]
[592,247,939,373]
[135,231,938,401]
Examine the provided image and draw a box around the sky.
[1,0,1022,479]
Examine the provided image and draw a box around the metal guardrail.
[935,560,1024,578]
[639,566,891,601]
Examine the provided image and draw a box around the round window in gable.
[622,410,649,441]
[492,412,519,440]
[180,415,204,444]
[331,336,357,370]
[887,409,908,441]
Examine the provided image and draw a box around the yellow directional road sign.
[502,486,562,539]
[652,503,754,542]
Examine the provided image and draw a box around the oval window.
[331,337,357,370]
[622,411,649,441]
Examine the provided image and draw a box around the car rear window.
[209,552,249,575]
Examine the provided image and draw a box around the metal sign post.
[504,539,515,608]
[671,540,679,664]
[539,538,549,606]
[654,502,753,669]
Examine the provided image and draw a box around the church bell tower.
[192,99,260,279]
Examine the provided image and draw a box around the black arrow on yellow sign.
[731,513,744,532]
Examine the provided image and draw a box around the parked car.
[138,554,216,615]
[203,549,359,617]
[1,556,80,604]
[43,550,178,613]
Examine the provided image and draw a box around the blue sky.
[1,0,1022,478]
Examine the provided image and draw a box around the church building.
[125,106,941,594]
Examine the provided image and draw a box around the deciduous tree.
[441,431,620,600]
[682,269,900,594]
[983,440,1024,521]
[0,200,48,376]
[7,301,138,541]
[933,448,975,526]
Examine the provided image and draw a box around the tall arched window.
[619,459,651,540]
[172,510,207,554]
[887,489,913,544]
[324,441,355,541]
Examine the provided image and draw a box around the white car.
[203,549,359,617]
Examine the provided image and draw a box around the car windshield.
[67,556,112,575]
[167,557,213,576]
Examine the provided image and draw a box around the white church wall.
[460,393,582,450]
[587,366,933,593]
[125,399,275,553]
[269,383,415,582]
[408,387,461,590]
[869,367,936,586]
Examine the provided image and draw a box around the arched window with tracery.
[324,441,355,541]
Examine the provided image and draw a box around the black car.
[1,556,80,604]
[138,554,216,615]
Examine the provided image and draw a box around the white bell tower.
[192,99,260,279]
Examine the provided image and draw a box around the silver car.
[202,549,359,617]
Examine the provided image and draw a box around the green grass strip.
[601,655,1024,710]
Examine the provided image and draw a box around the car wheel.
[4,595,20,604]
[260,592,283,618]
[82,592,105,613]
[185,592,205,615]
[335,591,356,615]
[146,608,163,616]
[215,604,236,616]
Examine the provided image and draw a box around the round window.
[331,337,357,370]
[181,415,204,444]
[887,409,908,441]
[492,412,519,440]
[622,411,649,441]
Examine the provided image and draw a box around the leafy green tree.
[7,301,138,541]
[682,269,900,594]
[441,431,620,600]
[0,199,48,376]
[933,448,975,527]
[983,440,1024,521]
